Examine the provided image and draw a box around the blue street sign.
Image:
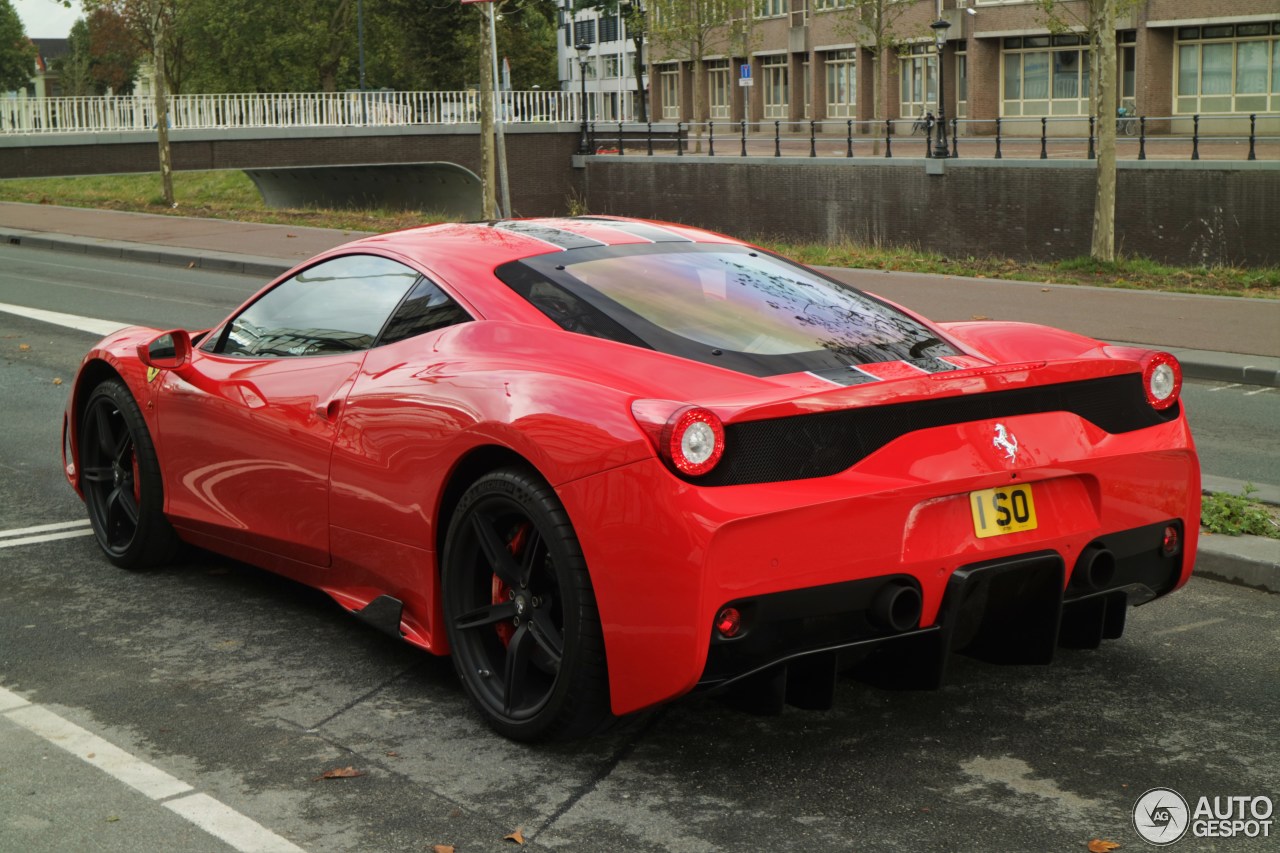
[740,64,751,79]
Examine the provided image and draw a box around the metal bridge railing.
[0,90,597,135]
[585,114,1279,162]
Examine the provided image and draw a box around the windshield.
[498,244,958,378]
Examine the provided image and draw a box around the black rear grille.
[696,373,1177,486]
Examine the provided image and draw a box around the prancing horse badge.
[993,423,1019,462]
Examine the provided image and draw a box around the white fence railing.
[0,90,624,135]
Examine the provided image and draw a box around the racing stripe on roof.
[575,218,696,243]
[492,221,606,250]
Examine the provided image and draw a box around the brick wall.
[583,158,1279,266]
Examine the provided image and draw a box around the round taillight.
[664,407,725,477]
[1141,351,1182,411]
[715,607,742,638]
[1162,524,1180,556]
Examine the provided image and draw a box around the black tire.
[79,379,180,570]
[441,467,610,741]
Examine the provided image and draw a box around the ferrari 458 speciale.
[64,217,1198,740]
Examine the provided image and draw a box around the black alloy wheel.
[442,467,610,741]
[79,379,179,569]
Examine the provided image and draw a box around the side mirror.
[137,330,192,371]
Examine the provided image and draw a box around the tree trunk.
[691,51,704,153]
[478,12,498,220]
[1091,0,1117,262]
[151,0,174,207]
[631,34,647,122]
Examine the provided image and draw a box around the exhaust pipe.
[1073,545,1116,592]
[869,582,922,634]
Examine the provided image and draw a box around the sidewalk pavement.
[1,201,1276,593]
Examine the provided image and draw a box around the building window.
[757,0,787,19]
[825,49,857,118]
[957,45,968,118]
[762,55,789,118]
[574,19,596,46]
[1001,34,1090,117]
[708,60,731,119]
[660,66,680,119]
[900,44,936,118]
[802,60,812,119]
[1175,22,1280,114]
[599,14,620,43]
[813,0,851,9]
[603,56,622,78]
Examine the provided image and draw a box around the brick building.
[615,1,1279,134]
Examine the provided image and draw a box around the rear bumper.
[558,409,1199,716]
[695,524,1181,710]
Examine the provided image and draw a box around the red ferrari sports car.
[64,217,1198,740]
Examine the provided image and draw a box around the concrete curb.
[1194,533,1280,594]
[2,227,292,280]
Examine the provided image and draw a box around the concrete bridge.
[0,91,599,218]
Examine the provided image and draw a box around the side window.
[213,255,419,357]
[378,277,472,345]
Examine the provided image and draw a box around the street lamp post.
[576,43,591,154]
[930,18,951,159]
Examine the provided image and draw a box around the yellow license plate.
[969,484,1038,539]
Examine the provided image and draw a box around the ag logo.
[1133,787,1190,845]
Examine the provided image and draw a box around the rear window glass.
[498,245,958,377]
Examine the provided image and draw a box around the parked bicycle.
[1116,105,1138,137]
[910,111,935,136]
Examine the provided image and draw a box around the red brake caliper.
[492,522,530,647]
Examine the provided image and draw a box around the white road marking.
[1243,387,1274,396]
[1208,383,1241,392]
[0,300,128,336]
[0,685,30,713]
[166,794,309,853]
[0,529,94,549]
[1,683,310,853]
[5,704,194,800]
[0,519,91,538]
[1151,617,1227,637]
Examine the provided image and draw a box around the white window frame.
[1174,23,1280,114]
[762,55,789,119]
[825,49,856,118]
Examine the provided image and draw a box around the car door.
[155,254,422,565]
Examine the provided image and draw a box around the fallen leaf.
[432,846,455,853]
[52,377,63,385]
[1088,840,1120,852]
[1041,287,1051,292]
[970,314,991,321]
[505,827,526,845]
[287,234,297,238]
[385,751,399,758]
[87,752,95,758]
[448,808,463,819]
[106,815,120,823]
[19,343,30,351]
[187,261,196,269]
[315,766,364,781]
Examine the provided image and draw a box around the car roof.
[345,216,741,267]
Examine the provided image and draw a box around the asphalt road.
[2,247,1278,852]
